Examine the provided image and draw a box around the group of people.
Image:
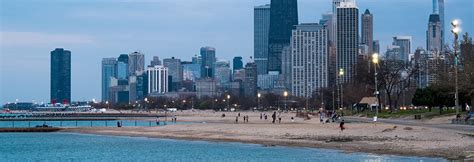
[318,110,341,123]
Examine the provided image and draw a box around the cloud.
[0,31,94,47]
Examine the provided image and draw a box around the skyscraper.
[433,0,445,46]
[147,65,168,94]
[336,1,359,83]
[427,14,442,54]
[117,54,129,80]
[200,47,216,78]
[392,36,412,62]
[128,51,145,76]
[50,48,71,104]
[385,45,401,60]
[361,9,373,55]
[243,62,257,98]
[254,4,271,75]
[215,60,231,86]
[232,56,243,71]
[373,40,380,54]
[290,23,328,98]
[102,58,117,102]
[163,57,183,91]
[267,0,298,73]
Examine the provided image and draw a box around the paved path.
[344,116,474,133]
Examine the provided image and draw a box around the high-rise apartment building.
[243,62,258,98]
[215,60,231,86]
[117,54,129,80]
[336,1,359,83]
[254,4,271,75]
[290,23,328,98]
[392,36,412,62]
[267,0,298,73]
[50,48,71,104]
[163,57,183,91]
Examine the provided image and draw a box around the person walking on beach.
[264,114,267,120]
[243,116,246,123]
[156,118,160,125]
[272,112,276,124]
[339,120,345,133]
[260,113,263,120]
[236,116,239,123]
[278,115,281,124]
[246,115,249,123]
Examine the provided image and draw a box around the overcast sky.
[1,0,473,104]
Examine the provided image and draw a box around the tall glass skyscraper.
[102,58,117,101]
[433,0,444,46]
[267,0,298,73]
[200,47,216,78]
[336,1,359,83]
[254,4,270,75]
[427,14,442,54]
[50,48,71,104]
[117,54,129,80]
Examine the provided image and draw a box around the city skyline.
[1,0,473,104]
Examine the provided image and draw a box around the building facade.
[50,48,71,104]
[117,54,129,80]
[147,65,168,94]
[392,36,412,62]
[150,56,162,66]
[361,9,373,55]
[163,57,183,91]
[254,4,271,75]
[336,1,359,83]
[128,51,145,76]
[200,47,216,78]
[243,62,258,98]
[214,60,231,86]
[267,0,298,73]
[290,23,328,98]
[427,14,443,54]
[196,78,218,98]
[101,58,117,102]
[232,56,243,71]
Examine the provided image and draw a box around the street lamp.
[182,100,186,109]
[257,93,261,110]
[144,98,148,112]
[338,68,345,114]
[372,53,380,118]
[105,101,109,110]
[227,95,231,110]
[451,19,461,116]
[283,91,288,111]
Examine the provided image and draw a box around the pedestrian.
[236,116,239,123]
[238,113,240,117]
[156,118,160,125]
[246,115,249,123]
[278,115,281,124]
[272,112,276,124]
[264,114,267,120]
[291,117,294,122]
[260,113,263,120]
[339,120,345,133]
[243,116,246,123]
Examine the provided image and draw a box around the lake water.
[0,133,445,161]
[0,120,189,128]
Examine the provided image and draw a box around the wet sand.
[64,110,474,160]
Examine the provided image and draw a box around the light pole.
[182,99,186,109]
[227,95,231,110]
[338,68,345,115]
[372,53,380,117]
[283,91,288,111]
[144,98,148,112]
[257,93,261,111]
[451,19,461,116]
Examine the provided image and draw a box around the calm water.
[0,133,445,161]
[0,120,189,128]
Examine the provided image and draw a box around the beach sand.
[65,110,474,160]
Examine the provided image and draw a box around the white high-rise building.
[290,23,328,98]
[147,65,168,94]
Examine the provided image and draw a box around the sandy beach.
[64,110,474,160]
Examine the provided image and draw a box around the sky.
[1,0,473,104]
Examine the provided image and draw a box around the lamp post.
[105,101,109,110]
[257,93,261,111]
[182,99,186,109]
[283,91,288,111]
[451,19,461,116]
[144,98,148,112]
[372,53,380,117]
[227,95,231,111]
[338,68,344,115]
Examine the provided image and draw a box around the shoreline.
[62,128,441,159]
